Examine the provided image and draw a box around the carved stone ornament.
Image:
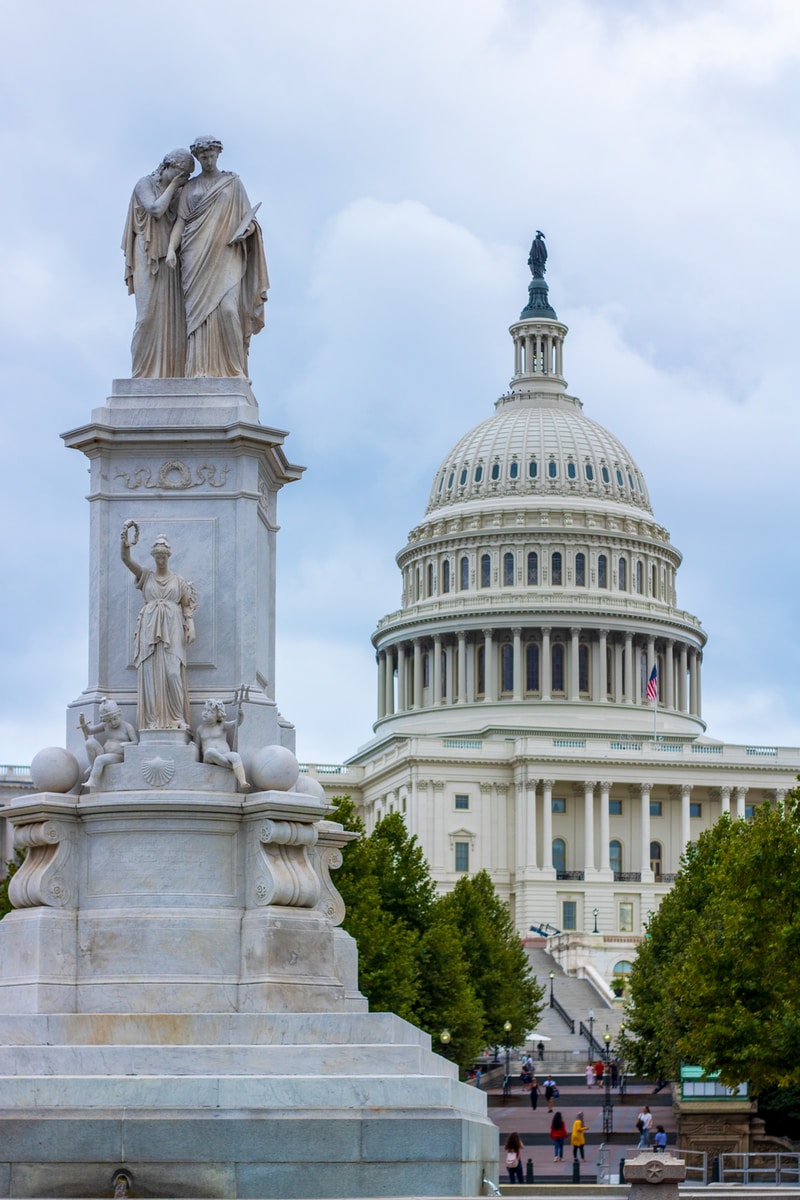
[254,820,321,908]
[115,461,230,490]
[141,756,176,787]
[10,821,74,909]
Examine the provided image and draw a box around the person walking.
[585,1062,594,1087]
[636,1104,653,1148]
[527,1074,539,1110]
[571,1112,588,1161]
[654,1125,667,1152]
[550,1111,568,1161]
[504,1132,525,1184]
[543,1073,557,1112]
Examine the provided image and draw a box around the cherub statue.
[80,697,138,789]
[196,698,249,790]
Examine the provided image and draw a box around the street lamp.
[592,907,599,934]
[440,1028,451,1058]
[602,1026,613,1135]
[588,1008,594,1053]
[549,971,555,1006]
[503,1020,512,1103]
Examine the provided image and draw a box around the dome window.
[442,560,450,593]
[527,551,538,586]
[548,460,558,479]
[618,558,627,591]
[567,462,577,480]
[447,471,455,490]
[475,464,483,483]
[601,466,610,484]
[503,552,514,586]
[437,473,445,493]
[491,462,501,481]
[459,467,468,486]
[616,469,624,487]
[529,459,538,478]
[637,474,644,493]
[636,561,643,594]
[575,553,586,587]
[460,556,469,590]
[480,554,491,588]
[501,643,514,692]
[551,643,565,692]
[627,471,635,490]
[551,551,563,586]
[509,460,519,479]
[579,644,590,693]
[526,643,540,692]
[598,554,608,589]
[585,463,594,481]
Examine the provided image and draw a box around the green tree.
[0,851,23,919]
[437,870,544,1048]
[626,797,800,1093]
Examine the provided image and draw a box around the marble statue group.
[122,136,268,379]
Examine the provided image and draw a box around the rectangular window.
[454,794,469,811]
[552,797,566,813]
[562,901,577,931]
[690,802,702,818]
[454,842,469,872]
[619,902,634,932]
[609,799,622,815]
[650,800,662,816]
[745,804,755,820]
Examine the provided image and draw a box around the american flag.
[646,664,658,702]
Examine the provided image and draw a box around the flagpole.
[653,689,657,740]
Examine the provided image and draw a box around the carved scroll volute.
[253,820,321,908]
[9,821,74,909]
[312,819,358,927]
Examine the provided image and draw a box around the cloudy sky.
[1,0,799,767]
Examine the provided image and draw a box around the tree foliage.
[331,798,544,1073]
[626,796,800,1093]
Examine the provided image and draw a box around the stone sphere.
[31,747,80,794]
[250,745,300,792]
[293,774,326,802]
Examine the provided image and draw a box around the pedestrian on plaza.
[636,1104,652,1148]
[527,1074,539,1110]
[543,1073,557,1112]
[537,1040,545,1061]
[550,1111,568,1160]
[571,1112,588,1160]
[475,1067,482,1089]
[504,1132,525,1184]
[593,1059,604,1086]
[585,1062,594,1087]
[654,1126,667,1152]
[610,1058,619,1088]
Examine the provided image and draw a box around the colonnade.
[376,627,702,719]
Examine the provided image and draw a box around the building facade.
[303,245,799,993]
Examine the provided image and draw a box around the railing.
[556,871,584,880]
[549,991,575,1034]
[691,743,723,754]
[719,1152,800,1185]
[297,763,352,775]
[614,871,642,882]
[679,1149,708,1185]
[0,766,32,779]
[442,738,482,749]
[746,745,778,756]
[579,1021,604,1058]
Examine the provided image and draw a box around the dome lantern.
[509,233,568,396]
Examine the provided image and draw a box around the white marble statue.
[120,521,197,731]
[196,698,249,790]
[122,149,195,378]
[166,135,269,378]
[79,697,139,789]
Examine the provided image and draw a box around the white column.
[526,778,538,869]
[484,629,497,702]
[466,637,476,703]
[735,786,747,819]
[689,650,698,715]
[541,627,552,700]
[664,640,675,709]
[681,783,692,851]
[624,632,634,702]
[377,651,386,719]
[457,631,467,703]
[719,785,731,815]
[514,780,526,875]
[432,635,443,706]
[598,629,608,702]
[542,779,554,874]
[583,780,595,874]
[679,644,688,712]
[569,628,580,701]
[640,783,653,881]
[413,639,423,709]
[696,651,703,718]
[512,627,523,701]
[444,640,454,705]
[599,781,611,873]
[384,647,395,715]
[397,643,407,712]
[613,638,623,703]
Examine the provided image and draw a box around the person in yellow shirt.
[571,1112,588,1161]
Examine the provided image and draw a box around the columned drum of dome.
[371,243,706,740]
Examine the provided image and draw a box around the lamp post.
[592,907,599,934]
[588,1008,594,1054]
[602,1026,613,1135]
[549,971,555,1006]
[503,1020,512,1103]
[440,1028,451,1059]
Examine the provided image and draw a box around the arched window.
[598,554,608,589]
[416,568,421,600]
[503,552,514,586]
[481,554,491,588]
[575,552,586,587]
[613,960,634,976]
[526,643,539,692]
[527,551,538,585]
[548,460,558,479]
[607,645,613,698]
[610,839,622,876]
[477,645,485,695]
[501,643,514,692]
[552,643,565,692]
[422,653,430,688]
[567,461,577,480]
[579,644,590,694]
[585,463,594,481]
[636,561,643,594]
[441,650,447,698]
[474,464,483,484]
[490,462,501,481]
[442,560,450,594]
[651,563,657,597]
[650,840,662,880]
[529,459,538,478]
[427,563,434,597]
[459,467,468,487]
[618,558,627,591]
[509,460,519,479]
[460,556,469,590]
[552,838,566,874]
[551,551,563,586]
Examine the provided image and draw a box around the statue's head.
[190,135,223,157]
[203,698,227,721]
[158,148,194,178]
[98,697,121,721]
[150,535,172,561]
